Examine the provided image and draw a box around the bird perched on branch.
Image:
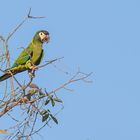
[0,30,50,82]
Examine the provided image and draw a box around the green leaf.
[42,114,49,122]
[26,94,31,101]
[29,83,39,89]
[27,108,30,114]
[50,98,55,107]
[53,98,63,103]
[28,89,38,95]
[50,114,58,124]
[40,110,48,115]
[45,99,50,105]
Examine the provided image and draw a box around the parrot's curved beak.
[42,34,50,43]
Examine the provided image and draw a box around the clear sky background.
[0,0,140,140]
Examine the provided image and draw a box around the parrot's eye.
[40,32,43,36]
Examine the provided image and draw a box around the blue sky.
[0,0,140,140]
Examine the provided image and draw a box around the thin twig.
[6,8,45,42]
[38,57,64,69]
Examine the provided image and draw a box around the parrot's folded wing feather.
[12,46,33,68]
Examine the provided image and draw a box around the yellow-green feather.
[0,36,44,82]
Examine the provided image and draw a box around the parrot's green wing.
[12,46,33,68]
[0,46,33,82]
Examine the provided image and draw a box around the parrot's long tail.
[0,72,12,82]
[0,66,27,82]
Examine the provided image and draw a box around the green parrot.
[0,30,50,82]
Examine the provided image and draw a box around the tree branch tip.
[0,35,5,42]
[47,56,64,62]
[27,8,46,19]
[38,57,64,69]
[28,16,46,19]
[82,72,93,79]
[79,71,93,77]
[27,8,32,17]
[87,72,93,76]
[64,87,74,92]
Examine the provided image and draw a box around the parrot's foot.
[28,65,38,78]
[29,65,38,71]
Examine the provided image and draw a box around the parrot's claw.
[28,72,35,78]
[28,70,35,78]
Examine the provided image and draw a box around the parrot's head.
[34,30,50,43]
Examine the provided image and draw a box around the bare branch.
[6,8,45,41]
[50,71,92,94]
[28,8,45,19]
[38,57,64,69]
[0,35,5,42]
